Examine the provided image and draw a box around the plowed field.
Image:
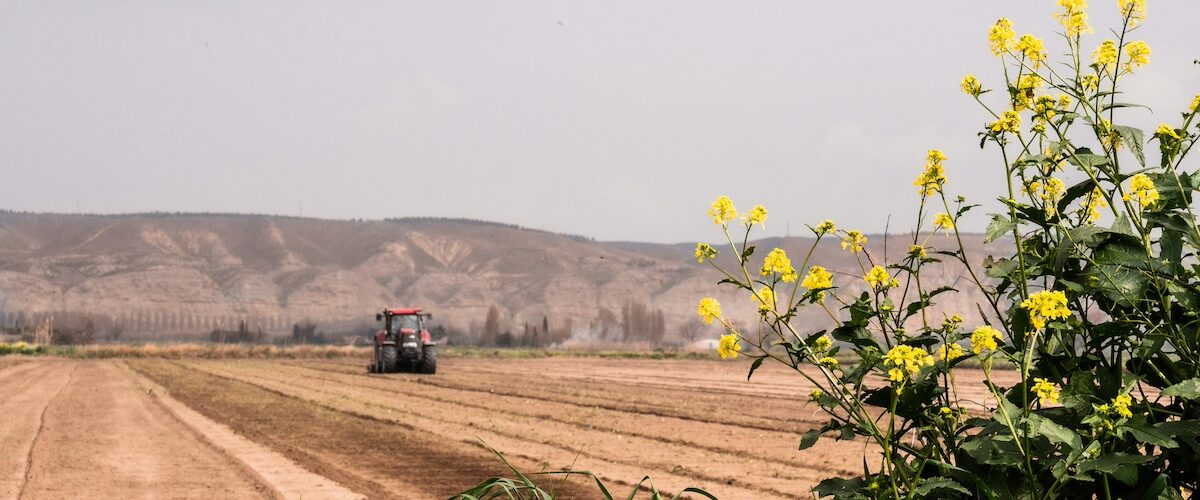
[0,357,1020,499]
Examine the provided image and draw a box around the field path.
[0,361,72,499]
[15,361,275,500]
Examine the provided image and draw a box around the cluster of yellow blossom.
[1155,123,1182,142]
[842,230,867,253]
[1015,34,1046,67]
[708,196,737,224]
[1109,393,1134,418]
[697,297,722,324]
[1082,187,1108,223]
[1081,74,1100,92]
[913,149,948,197]
[1124,173,1160,208]
[1027,177,1066,215]
[816,219,836,234]
[718,333,741,359]
[818,356,839,369]
[1093,40,1119,72]
[883,345,934,383]
[747,205,767,226]
[802,266,833,302]
[1117,0,1146,27]
[809,389,824,401]
[694,243,717,263]
[761,248,798,282]
[1055,0,1092,37]
[1020,290,1072,331]
[988,18,1015,56]
[1013,74,1043,110]
[813,335,832,352]
[1124,41,1150,72]
[990,110,1021,134]
[936,343,965,363]
[864,265,891,290]
[961,75,982,96]
[1192,94,1200,113]
[971,325,1003,354]
[753,287,776,314]
[933,212,955,232]
[1098,119,1122,150]
[909,245,927,259]
[1032,378,1060,405]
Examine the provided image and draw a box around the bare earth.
[0,357,1021,499]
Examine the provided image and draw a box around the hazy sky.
[1,1,1197,243]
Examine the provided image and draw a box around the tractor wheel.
[380,345,399,373]
[420,345,437,374]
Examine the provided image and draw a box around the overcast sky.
[1,1,1197,243]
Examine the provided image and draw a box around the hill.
[0,212,1005,343]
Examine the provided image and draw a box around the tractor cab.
[368,308,437,374]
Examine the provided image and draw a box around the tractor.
[367,308,437,374]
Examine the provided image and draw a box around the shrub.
[697,2,1198,498]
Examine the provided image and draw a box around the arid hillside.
[0,212,1008,341]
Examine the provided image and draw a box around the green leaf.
[747,356,765,381]
[799,429,822,450]
[1029,414,1082,450]
[812,477,868,499]
[1162,378,1200,400]
[1077,453,1155,485]
[913,477,970,498]
[985,214,1017,243]
[1114,125,1146,167]
[1124,421,1179,449]
[741,245,756,262]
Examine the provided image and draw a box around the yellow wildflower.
[1034,95,1058,119]
[809,389,824,401]
[1032,378,1060,405]
[1081,74,1100,92]
[1124,173,1159,208]
[1093,40,1118,72]
[1016,34,1046,67]
[753,287,776,314]
[1156,123,1182,142]
[1124,41,1150,72]
[914,149,948,197]
[1013,74,1043,110]
[1020,290,1072,331]
[936,343,965,363]
[816,219,836,234]
[988,18,1015,56]
[971,325,1002,354]
[694,243,717,263]
[1055,0,1092,37]
[1191,94,1200,113]
[802,266,833,302]
[697,297,722,325]
[933,212,955,232]
[1118,0,1146,27]
[1030,177,1066,216]
[961,75,982,96]
[909,245,927,259]
[1111,393,1133,418]
[708,196,738,224]
[813,335,832,352]
[842,230,867,253]
[761,248,798,283]
[818,356,840,369]
[883,345,934,383]
[990,110,1021,134]
[718,333,741,359]
[1083,187,1108,223]
[1058,94,1073,110]
[864,265,890,290]
[747,205,767,226]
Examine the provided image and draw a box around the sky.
[1,1,1197,243]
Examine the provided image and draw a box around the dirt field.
[0,356,1021,499]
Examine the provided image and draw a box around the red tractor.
[368,308,437,374]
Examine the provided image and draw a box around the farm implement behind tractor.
[368,308,437,374]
